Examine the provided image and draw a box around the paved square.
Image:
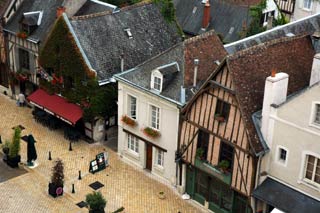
[0,94,204,213]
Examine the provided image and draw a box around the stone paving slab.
[0,94,205,213]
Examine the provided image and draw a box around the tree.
[86,191,107,213]
[246,0,267,36]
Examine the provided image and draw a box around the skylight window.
[124,28,133,39]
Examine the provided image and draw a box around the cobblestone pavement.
[0,94,204,213]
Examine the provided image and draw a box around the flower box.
[214,114,225,122]
[142,127,160,138]
[17,31,28,39]
[121,115,136,127]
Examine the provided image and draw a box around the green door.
[186,166,195,197]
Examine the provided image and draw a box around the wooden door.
[146,144,152,171]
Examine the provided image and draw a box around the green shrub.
[9,127,21,158]
[86,191,107,213]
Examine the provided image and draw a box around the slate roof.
[4,0,64,43]
[115,30,227,104]
[69,2,181,82]
[253,178,320,213]
[174,0,254,42]
[225,13,320,54]
[74,0,117,16]
[227,35,315,154]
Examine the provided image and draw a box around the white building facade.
[117,81,180,185]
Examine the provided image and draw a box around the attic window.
[124,28,133,39]
[20,11,43,35]
[151,70,163,92]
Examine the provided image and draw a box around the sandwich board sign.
[89,152,108,174]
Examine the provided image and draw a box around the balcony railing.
[194,158,231,185]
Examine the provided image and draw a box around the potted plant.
[196,148,205,161]
[218,160,230,173]
[2,140,10,162]
[158,191,165,199]
[121,115,136,127]
[142,127,160,138]
[16,31,28,39]
[48,159,64,197]
[7,127,21,168]
[86,191,107,213]
[214,114,225,122]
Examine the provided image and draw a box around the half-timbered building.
[176,34,316,213]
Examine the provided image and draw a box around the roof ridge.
[70,0,152,21]
[184,29,217,44]
[228,34,310,60]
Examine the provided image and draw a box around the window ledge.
[309,123,320,130]
[154,164,165,173]
[125,149,140,160]
[301,8,312,12]
[297,179,320,191]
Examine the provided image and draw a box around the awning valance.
[253,178,320,213]
[27,89,83,125]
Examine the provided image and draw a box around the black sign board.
[96,152,106,171]
[89,152,108,174]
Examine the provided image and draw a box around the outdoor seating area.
[32,107,82,142]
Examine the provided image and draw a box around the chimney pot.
[56,6,66,18]
[271,69,276,77]
[202,0,210,29]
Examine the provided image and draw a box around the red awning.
[27,89,83,125]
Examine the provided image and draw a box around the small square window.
[157,149,164,167]
[279,148,287,161]
[214,99,230,122]
[128,95,137,119]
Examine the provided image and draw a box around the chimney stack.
[310,53,320,86]
[56,6,66,18]
[120,53,124,72]
[202,0,210,30]
[261,71,289,146]
[193,59,199,87]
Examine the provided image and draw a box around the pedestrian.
[18,93,25,107]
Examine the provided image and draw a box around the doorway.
[146,144,153,171]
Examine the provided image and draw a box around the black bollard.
[72,183,75,193]
[0,135,2,144]
[69,141,72,151]
[78,170,82,180]
[48,151,52,160]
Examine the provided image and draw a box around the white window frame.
[151,70,163,92]
[150,104,160,130]
[299,151,320,188]
[275,145,288,167]
[127,94,137,120]
[303,0,312,10]
[127,133,139,154]
[309,102,320,129]
[156,149,164,167]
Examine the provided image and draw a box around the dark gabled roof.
[174,0,254,42]
[227,35,315,154]
[225,13,320,54]
[115,30,227,104]
[74,0,117,16]
[69,2,181,82]
[253,177,320,213]
[4,0,64,43]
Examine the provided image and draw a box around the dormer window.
[19,11,43,35]
[151,70,163,92]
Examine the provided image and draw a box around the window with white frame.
[128,95,137,119]
[151,70,163,92]
[303,0,312,10]
[313,104,320,125]
[277,147,288,165]
[304,155,320,185]
[127,133,139,154]
[156,149,164,167]
[150,105,160,129]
